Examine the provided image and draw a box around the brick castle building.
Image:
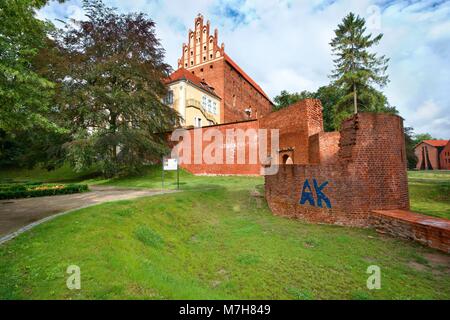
[167,14,449,252]
[414,140,450,170]
[166,14,273,127]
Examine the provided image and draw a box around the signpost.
[162,157,179,190]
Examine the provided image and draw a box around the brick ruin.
[265,111,410,228]
[171,99,449,253]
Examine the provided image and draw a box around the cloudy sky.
[37,0,450,138]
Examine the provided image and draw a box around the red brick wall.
[415,143,441,170]
[371,209,450,253]
[265,113,409,227]
[189,59,273,124]
[309,132,340,165]
[173,99,326,175]
[177,120,261,175]
[259,99,324,165]
[222,61,272,122]
[439,142,450,170]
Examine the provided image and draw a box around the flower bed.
[0,183,89,200]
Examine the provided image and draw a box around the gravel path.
[0,185,175,244]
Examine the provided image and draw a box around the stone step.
[371,209,450,253]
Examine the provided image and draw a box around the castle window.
[191,61,194,66]
[190,51,193,55]
[207,99,212,113]
[185,63,188,67]
[202,96,207,108]
[200,68,204,72]
[210,65,213,69]
[164,90,173,105]
[212,102,217,114]
[194,117,202,128]
[203,56,206,61]
[210,54,213,59]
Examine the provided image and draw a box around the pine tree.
[330,12,390,120]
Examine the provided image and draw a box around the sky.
[37,0,450,138]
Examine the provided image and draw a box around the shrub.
[0,183,89,200]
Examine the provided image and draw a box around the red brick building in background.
[175,14,273,123]
[414,140,450,170]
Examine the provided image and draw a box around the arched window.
[282,155,293,165]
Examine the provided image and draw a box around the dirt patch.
[423,253,450,267]
[0,186,176,241]
[408,261,427,272]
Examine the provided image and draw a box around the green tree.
[330,12,390,120]
[414,133,435,144]
[46,0,180,176]
[0,0,62,132]
[273,85,346,132]
[273,90,314,111]
[404,127,417,169]
[314,85,345,132]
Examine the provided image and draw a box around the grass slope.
[408,171,450,220]
[0,167,449,300]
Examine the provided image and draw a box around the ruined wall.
[265,113,409,227]
[371,210,450,253]
[259,99,324,165]
[175,99,325,175]
[177,119,261,175]
[308,132,340,165]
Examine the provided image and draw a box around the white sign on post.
[163,158,178,171]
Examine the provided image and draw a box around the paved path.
[0,186,175,243]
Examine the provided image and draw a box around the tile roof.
[165,68,220,98]
[422,140,449,147]
[223,53,272,103]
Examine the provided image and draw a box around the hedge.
[0,184,89,200]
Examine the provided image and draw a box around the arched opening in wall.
[424,146,433,170]
[282,155,293,165]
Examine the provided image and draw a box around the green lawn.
[0,167,449,299]
[408,170,450,220]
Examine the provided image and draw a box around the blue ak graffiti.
[299,179,331,208]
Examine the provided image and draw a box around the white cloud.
[37,0,450,138]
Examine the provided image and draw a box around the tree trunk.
[353,83,358,114]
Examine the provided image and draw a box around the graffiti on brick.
[299,179,331,208]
